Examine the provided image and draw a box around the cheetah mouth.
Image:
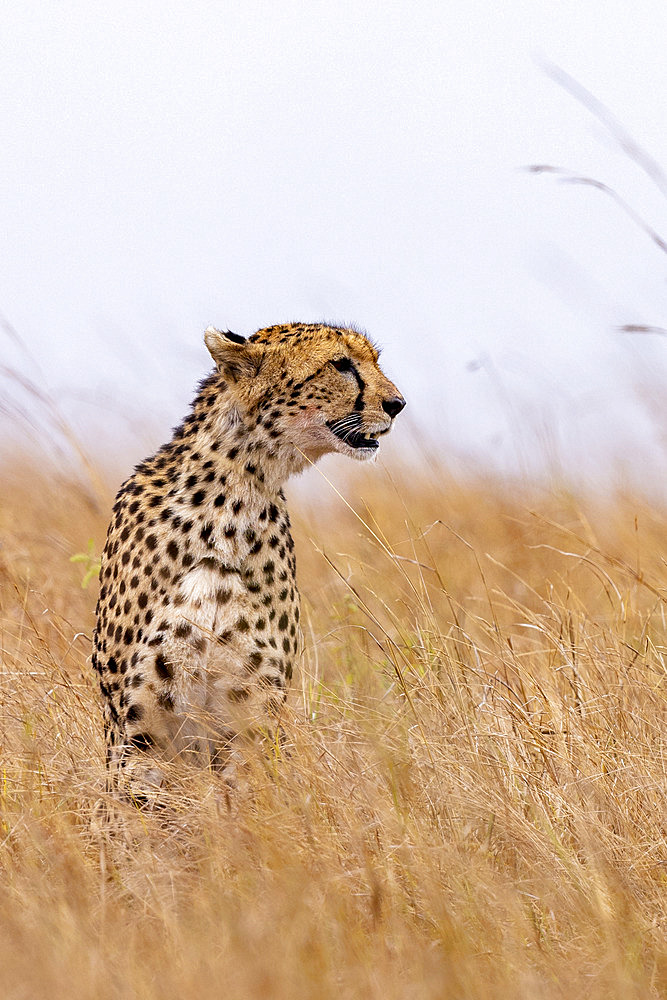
[340,429,379,450]
[326,418,380,451]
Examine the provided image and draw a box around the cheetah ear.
[204,327,263,381]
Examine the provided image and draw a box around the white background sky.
[1,1,666,490]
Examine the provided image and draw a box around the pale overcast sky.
[1,1,666,488]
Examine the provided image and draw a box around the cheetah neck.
[160,372,309,501]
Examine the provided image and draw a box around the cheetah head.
[204,323,405,464]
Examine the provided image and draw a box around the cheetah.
[92,322,405,800]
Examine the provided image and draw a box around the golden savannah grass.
[0,448,665,999]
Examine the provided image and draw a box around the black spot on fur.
[126,703,144,723]
[155,654,173,679]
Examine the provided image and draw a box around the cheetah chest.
[179,513,301,693]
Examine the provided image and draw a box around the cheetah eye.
[331,357,354,374]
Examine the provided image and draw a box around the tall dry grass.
[0,452,665,999]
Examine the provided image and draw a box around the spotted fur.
[92,322,405,798]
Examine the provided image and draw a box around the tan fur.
[92,322,405,800]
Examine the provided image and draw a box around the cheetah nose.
[382,395,406,419]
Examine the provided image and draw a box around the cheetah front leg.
[113,558,291,800]
[203,600,293,772]
[113,565,223,803]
